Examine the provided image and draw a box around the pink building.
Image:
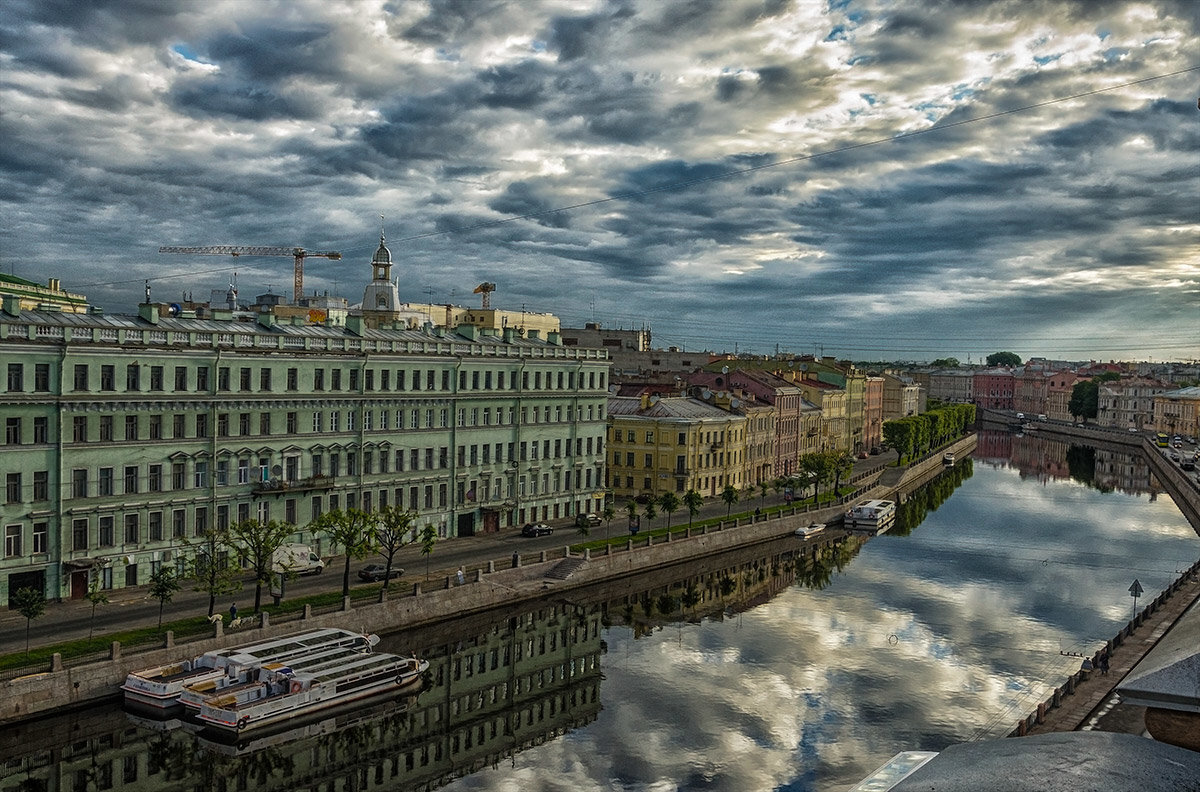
[974,368,1015,410]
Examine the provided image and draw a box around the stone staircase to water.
[545,556,587,580]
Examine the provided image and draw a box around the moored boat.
[942,452,955,465]
[120,627,378,710]
[198,651,429,734]
[795,522,826,538]
[843,499,897,533]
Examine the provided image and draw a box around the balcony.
[252,474,336,495]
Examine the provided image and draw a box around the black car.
[521,523,553,537]
[358,564,403,582]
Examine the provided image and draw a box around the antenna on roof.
[144,279,151,304]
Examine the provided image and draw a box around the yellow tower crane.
[158,246,342,305]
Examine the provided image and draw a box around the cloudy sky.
[1,0,1196,363]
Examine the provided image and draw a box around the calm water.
[4,433,1197,792]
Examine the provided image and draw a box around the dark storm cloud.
[486,182,571,228]
[400,0,513,43]
[168,77,324,121]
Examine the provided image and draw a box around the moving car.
[521,523,553,537]
[575,513,602,528]
[357,564,403,582]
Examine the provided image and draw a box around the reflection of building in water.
[0,604,603,792]
[973,430,1160,498]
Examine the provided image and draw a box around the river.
[3,431,1197,791]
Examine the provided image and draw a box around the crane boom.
[158,245,342,304]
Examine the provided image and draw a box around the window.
[350,369,359,391]
[330,412,340,432]
[72,468,88,498]
[150,366,164,391]
[286,411,297,434]
[365,370,374,391]
[332,369,342,390]
[124,465,138,494]
[217,366,230,390]
[312,412,323,433]
[34,363,49,391]
[149,414,162,440]
[124,514,139,544]
[73,518,89,550]
[99,516,114,547]
[4,417,18,445]
[33,470,48,501]
[173,414,185,438]
[99,415,113,442]
[240,367,251,391]
[72,415,88,442]
[238,458,250,484]
[194,461,208,488]
[172,462,185,490]
[314,369,325,390]
[7,363,23,392]
[239,412,251,435]
[149,464,162,492]
[172,510,185,538]
[174,366,187,391]
[195,413,209,438]
[194,507,208,535]
[5,473,20,503]
[259,413,270,435]
[100,365,115,391]
[99,467,114,496]
[216,459,229,486]
[260,367,271,391]
[287,367,299,390]
[73,364,88,390]
[196,366,209,391]
[4,524,20,557]
[149,511,163,541]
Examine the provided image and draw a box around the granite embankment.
[1,434,978,725]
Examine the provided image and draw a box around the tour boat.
[198,651,429,734]
[843,499,897,533]
[178,642,378,710]
[120,627,378,710]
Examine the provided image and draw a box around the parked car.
[575,513,602,527]
[521,523,553,537]
[358,564,403,582]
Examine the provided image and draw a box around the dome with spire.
[372,231,391,268]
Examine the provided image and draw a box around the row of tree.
[882,403,976,463]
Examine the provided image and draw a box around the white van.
[271,543,325,575]
[1037,414,1047,422]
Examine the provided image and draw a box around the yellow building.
[607,395,748,501]
[1153,386,1200,439]
[407,303,560,337]
[792,379,849,453]
[0,274,89,314]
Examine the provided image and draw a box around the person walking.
[456,567,465,586]
[229,602,238,622]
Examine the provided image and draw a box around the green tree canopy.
[720,483,739,516]
[1069,379,1100,422]
[313,508,377,598]
[374,505,416,589]
[12,586,45,656]
[184,523,241,617]
[658,491,680,529]
[148,567,182,628]
[683,489,703,527]
[228,518,297,613]
[986,351,1022,367]
[930,357,960,368]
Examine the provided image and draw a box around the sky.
[1,0,1197,364]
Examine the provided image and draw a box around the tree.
[313,508,377,598]
[643,499,657,529]
[683,489,703,529]
[720,483,739,516]
[625,500,639,534]
[84,570,109,638]
[830,451,854,494]
[930,357,960,368]
[148,567,182,628]
[11,587,45,656]
[227,518,296,613]
[986,352,1021,367]
[418,524,438,579]
[375,505,416,589]
[184,523,241,618]
[758,480,769,511]
[601,504,616,541]
[1069,380,1099,423]
[658,491,680,530]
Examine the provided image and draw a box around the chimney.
[138,303,159,324]
[1,295,20,317]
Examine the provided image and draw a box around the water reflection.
[2,434,1196,792]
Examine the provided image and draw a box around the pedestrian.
[229,602,238,622]
[512,551,520,569]
[1099,650,1110,675]
[456,567,465,586]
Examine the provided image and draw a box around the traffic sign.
[1129,579,1144,598]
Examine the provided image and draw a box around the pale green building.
[0,298,609,604]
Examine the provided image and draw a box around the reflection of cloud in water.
[441,463,1198,792]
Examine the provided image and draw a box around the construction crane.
[158,246,342,305]
[473,282,496,309]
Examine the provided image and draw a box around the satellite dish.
[731,398,741,408]
[701,389,712,399]
[721,366,729,374]
[168,303,182,316]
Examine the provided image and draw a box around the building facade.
[1153,386,1200,439]
[0,304,609,604]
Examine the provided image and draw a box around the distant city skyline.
[1,0,1196,363]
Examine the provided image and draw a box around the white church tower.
[360,227,402,316]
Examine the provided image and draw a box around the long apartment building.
[0,300,610,604]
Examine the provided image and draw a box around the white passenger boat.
[794,522,826,538]
[120,628,378,710]
[178,642,377,710]
[843,499,897,533]
[198,651,429,734]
